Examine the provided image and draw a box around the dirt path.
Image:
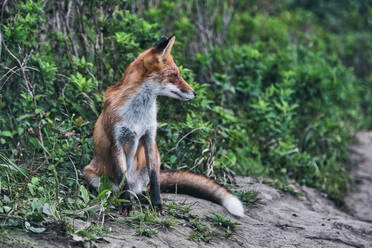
[5,132,372,248]
[347,131,372,223]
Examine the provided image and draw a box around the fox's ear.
[153,35,175,56]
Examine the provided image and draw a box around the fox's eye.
[172,73,178,78]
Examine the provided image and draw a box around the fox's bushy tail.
[159,170,244,217]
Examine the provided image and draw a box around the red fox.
[83,36,244,217]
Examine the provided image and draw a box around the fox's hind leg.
[84,160,102,189]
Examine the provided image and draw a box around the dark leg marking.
[118,172,132,214]
[118,127,136,144]
[149,169,162,210]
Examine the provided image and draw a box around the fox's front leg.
[114,127,139,216]
[144,131,162,211]
[112,145,132,215]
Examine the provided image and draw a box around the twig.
[2,39,49,163]
[169,127,207,152]
[31,156,50,174]
[69,204,101,215]
[68,155,81,209]
[0,66,40,90]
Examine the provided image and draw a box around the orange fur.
[83,36,244,217]
[84,39,190,187]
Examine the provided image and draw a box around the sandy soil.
[346,131,372,223]
[3,132,372,248]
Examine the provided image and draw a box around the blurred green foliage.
[0,0,371,232]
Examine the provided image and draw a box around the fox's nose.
[193,91,197,96]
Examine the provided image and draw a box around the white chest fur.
[112,82,159,194]
[114,82,158,144]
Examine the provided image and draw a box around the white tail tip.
[222,195,245,217]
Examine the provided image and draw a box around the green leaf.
[43,203,56,217]
[0,131,13,138]
[3,206,11,213]
[80,185,89,205]
[31,177,39,185]
[31,199,43,214]
[25,221,46,233]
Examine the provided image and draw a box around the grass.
[234,190,261,206]
[3,150,314,246]
[188,217,217,243]
[263,179,304,197]
[207,212,240,230]
[0,231,36,248]
[0,149,250,245]
[0,154,245,244]
[112,199,242,241]
[115,207,178,233]
[163,200,195,220]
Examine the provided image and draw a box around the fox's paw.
[155,207,163,217]
[119,204,133,217]
[149,203,163,216]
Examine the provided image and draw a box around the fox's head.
[124,36,196,101]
